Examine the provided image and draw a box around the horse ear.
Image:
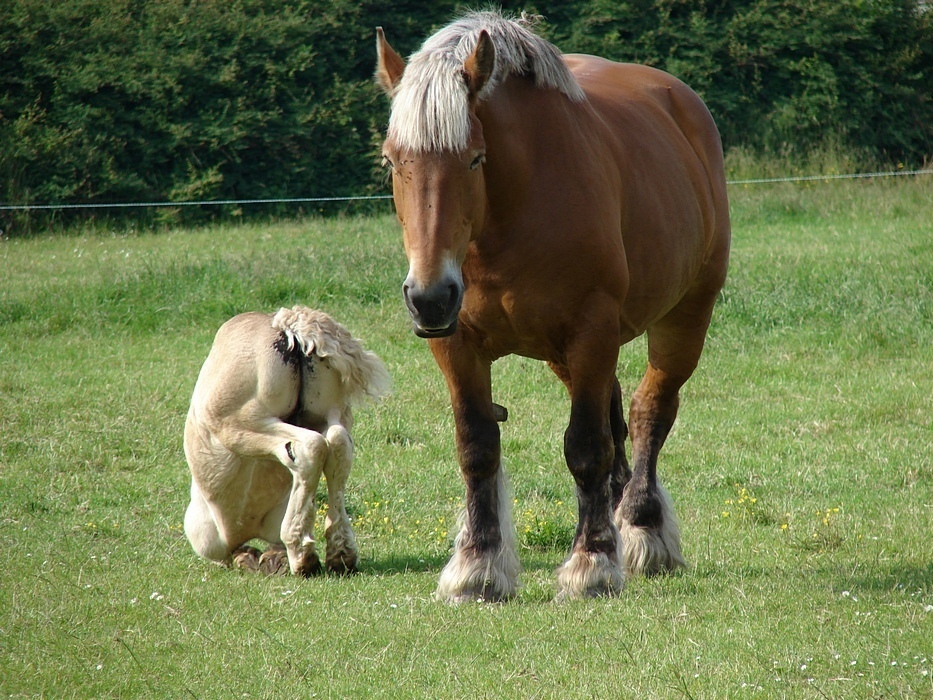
[463,30,495,97]
[375,27,405,95]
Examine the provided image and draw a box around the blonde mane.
[387,11,585,153]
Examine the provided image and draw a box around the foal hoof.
[258,545,292,576]
[325,551,358,575]
[289,550,323,578]
[232,545,263,572]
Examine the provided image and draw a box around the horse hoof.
[618,522,686,576]
[555,550,625,601]
[435,544,520,603]
[435,558,519,603]
[437,584,512,604]
[615,483,686,576]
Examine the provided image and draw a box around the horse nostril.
[402,283,417,314]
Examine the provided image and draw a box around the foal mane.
[388,11,585,153]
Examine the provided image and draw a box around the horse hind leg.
[617,302,715,576]
[617,366,689,576]
[609,378,632,511]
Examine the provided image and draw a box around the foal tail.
[272,305,391,404]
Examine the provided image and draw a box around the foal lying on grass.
[183,306,390,576]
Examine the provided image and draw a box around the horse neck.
[476,76,585,222]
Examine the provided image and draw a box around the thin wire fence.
[0,168,930,212]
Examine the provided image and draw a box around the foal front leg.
[278,429,330,576]
[213,419,329,576]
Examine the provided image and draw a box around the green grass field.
[1,176,931,698]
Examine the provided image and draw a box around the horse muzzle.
[403,275,463,338]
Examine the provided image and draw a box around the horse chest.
[458,284,562,361]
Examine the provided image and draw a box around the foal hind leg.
[322,422,358,573]
[616,302,714,575]
[184,481,234,565]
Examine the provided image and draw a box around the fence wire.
[0,168,930,212]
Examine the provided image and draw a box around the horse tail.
[271,305,391,404]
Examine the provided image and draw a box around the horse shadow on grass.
[361,551,571,577]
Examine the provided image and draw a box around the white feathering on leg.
[555,523,625,601]
[435,465,520,603]
[616,482,686,576]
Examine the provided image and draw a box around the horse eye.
[381,156,395,170]
[470,154,486,170]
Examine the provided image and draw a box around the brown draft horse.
[376,11,730,601]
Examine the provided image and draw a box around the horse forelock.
[387,11,585,153]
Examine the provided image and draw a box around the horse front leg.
[553,329,625,600]
[555,389,626,600]
[432,341,520,603]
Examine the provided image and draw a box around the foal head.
[375,26,495,338]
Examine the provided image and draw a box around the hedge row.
[1,0,930,229]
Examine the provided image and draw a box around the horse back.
[564,55,731,327]
[566,56,724,173]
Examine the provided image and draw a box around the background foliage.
[1,0,931,229]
